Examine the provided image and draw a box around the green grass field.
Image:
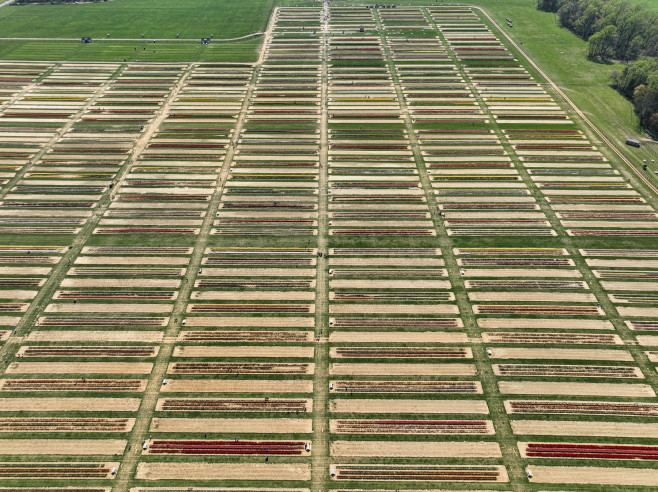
[0,0,275,38]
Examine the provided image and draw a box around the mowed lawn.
[0,0,274,38]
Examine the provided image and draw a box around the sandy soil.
[26,331,163,342]
[74,256,189,265]
[199,268,316,277]
[329,279,451,289]
[150,418,312,434]
[329,332,467,343]
[173,346,314,358]
[60,279,181,288]
[0,439,125,455]
[512,420,658,437]
[329,304,459,314]
[0,267,51,275]
[44,304,173,313]
[0,290,37,300]
[328,258,445,266]
[468,292,595,302]
[160,379,313,393]
[178,331,314,342]
[618,307,658,317]
[490,348,631,361]
[499,381,655,397]
[191,291,315,301]
[636,336,658,346]
[7,362,153,374]
[330,399,489,414]
[329,363,475,376]
[187,317,314,328]
[478,319,613,330]
[527,465,658,486]
[135,463,311,481]
[0,397,140,412]
[0,317,20,326]
[602,281,658,291]
[330,440,501,458]
[463,269,581,278]
[483,333,622,344]
[587,260,658,267]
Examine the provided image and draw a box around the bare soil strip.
[60,279,181,288]
[511,420,658,437]
[44,304,173,313]
[330,399,489,414]
[330,440,501,458]
[7,362,153,374]
[0,439,125,455]
[173,346,314,358]
[499,381,655,397]
[160,379,313,393]
[328,332,467,343]
[187,317,315,328]
[329,279,451,289]
[489,348,632,361]
[0,397,141,412]
[329,363,475,376]
[150,418,312,433]
[26,331,163,342]
[528,466,658,486]
[191,291,315,301]
[135,463,311,481]
[478,319,613,330]
[329,304,459,314]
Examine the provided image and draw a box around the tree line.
[536,0,658,137]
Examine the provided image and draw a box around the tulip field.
[0,5,656,492]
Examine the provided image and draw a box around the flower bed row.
[169,363,310,375]
[332,317,459,328]
[525,442,658,460]
[147,440,306,455]
[507,400,658,416]
[1,379,143,392]
[331,380,479,394]
[20,346,156,357]
[333,347,468,358]
[160,398,308,412]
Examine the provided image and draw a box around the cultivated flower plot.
[0,4,656,491]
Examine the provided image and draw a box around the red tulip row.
[526,442,658,460]
[149,439,305,455]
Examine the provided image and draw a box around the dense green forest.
[537,0,658,136]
